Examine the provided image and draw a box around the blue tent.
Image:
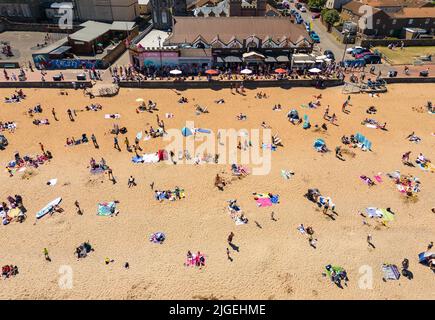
[181,127,192,137]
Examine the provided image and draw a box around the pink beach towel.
[256,198,272,207]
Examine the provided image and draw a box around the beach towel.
[374,174,383,183]
[382,264,400,280]
[97,202,116,216]
[90,167,105,174]
[303,115,310,129]
[136,132,143,140]
[366,207,383,218]
[366,124,377,129]
[380,208,394,222]
[105,114,120,119]
[256,198,272,207]
[47,178,57,186]
[149,232,165,244]
[132,153,159,164]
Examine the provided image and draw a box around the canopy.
[170,69,182,75]
[242,51,265,60]
[240,68,252,75]
[205,69,219,75]
[181,127,192,137]
[274,68,287,74]
[309,68,322,73]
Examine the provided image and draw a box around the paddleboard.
[36,197,62,219]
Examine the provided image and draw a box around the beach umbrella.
[170,69,182,75]
[181,127,192,137]
[309,68,322,73]
[136,98,144,102]
[274,68,287,74]
[205,69,219,75]
[240,68,253,75]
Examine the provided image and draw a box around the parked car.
[324,50,335,60]
[296,16,304,24]
[312,13,321,19]
[309,31,320,43]
[346,46,363,54]
[300,6,307,12]
[290,8,296,15]
[352,47,370,57]
[342,59,366,68]
[296,3,302,9]
[0,134,8,150]
[363,54,382,64]
[304,21,311,32]
[355,51,373,59]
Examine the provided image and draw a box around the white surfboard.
[36,197,62,219]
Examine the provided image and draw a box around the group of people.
[0,195,26,225]
[154,187,184,202]
[4,89,25,103]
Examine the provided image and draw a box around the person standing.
[43,248,50,261]
[227,232,234,244]
[74,200,83,215]
[51,108,58,121]
[39,142,45,154]
[128,176,136,188]
[91,134,99,149]
[67,109,74,122]
[114,136,120,151]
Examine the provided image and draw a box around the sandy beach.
[0,84,433,299]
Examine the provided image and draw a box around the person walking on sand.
[367,234,375,248]
[67,109,74,122]
[323,105,329,120]
[128,176,136,188]
[91,134,99,149]
[124,137,130,151]
[39,142,45,154]
[51,108,58,121]
[226,248,232,261]
[227,232,234,244]
[114,136,120,151]
[402,151,411,164]
[43,248,51,261]
[74,200,83,215]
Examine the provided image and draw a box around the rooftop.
[390,7,435,18]
[137,29,172,49]
[69,21,137,43]
[165,16,311,45]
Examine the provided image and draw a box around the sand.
[0,84,434,300]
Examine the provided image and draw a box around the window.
[392,19,396,25]
[376,19,380,25]
[408,19,414,25]
[389,29,394,35]
[162,11,167,24]
[425,18,430,25]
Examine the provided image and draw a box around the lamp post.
[157,35,163,71]
[341,31,350,63]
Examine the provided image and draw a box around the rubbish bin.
[77,73,86,81]
[53,74,62,81]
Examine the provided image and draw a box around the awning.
[49,46,72,55]
[224,56,242,63]
[276,55,290,62]
[216,57,224,63]
[265,56,277,63]
[242,51,266,60]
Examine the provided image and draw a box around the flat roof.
[111,21,136,31]
[49,46,72,55]
[70,21,112,42]
[137,29,172,49]
[33,37,69,55]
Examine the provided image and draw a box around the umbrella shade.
[274,68,287,74]
[309,68,322,73]
[240,68,252,75]
[205,69,219,75]
[181,127,192,137]
[170,69,182,75]
[136,98,144,102]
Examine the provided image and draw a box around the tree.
[323,9,340,26]
[308,0,327,9]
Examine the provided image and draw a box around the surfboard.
[36,197,62,219]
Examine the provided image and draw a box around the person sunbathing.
[416,153,430,165]
[366,106,377,114]
[215,99,225,104]
[272,104,282,111]
[261,121,271,129]
[236,113,247,121]
[361,175,375,186]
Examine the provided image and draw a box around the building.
[325,0,352,10]
[190,0,268,17]
[74,0,139,22]
[129,16,313,72]
[150,0,188,30]
[341,0,435,38]
[138,0,151,15]
[0,0,140,22]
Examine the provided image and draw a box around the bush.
[323,9,340,26]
